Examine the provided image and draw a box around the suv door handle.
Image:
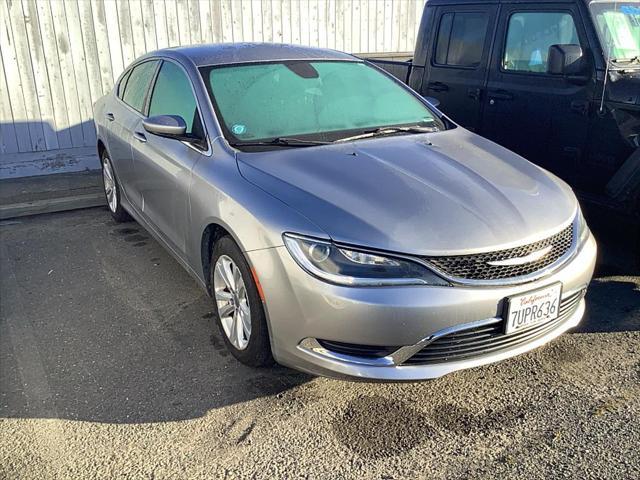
[105,112,115,121]
[427,81,449,92]
[467,87,481,100]
[133,131,147,143]
[488,90,513,101]
[570,100,589,116]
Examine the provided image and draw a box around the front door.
[480,3,595,184]
[420,3,498,132]
[130,60,208,254]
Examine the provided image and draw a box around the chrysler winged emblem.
[487,245,553,267]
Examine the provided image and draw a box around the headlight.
[283,233,449,287]
[576,206,590,247]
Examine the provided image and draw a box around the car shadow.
[574,276,640,334]
[0,208,311,424]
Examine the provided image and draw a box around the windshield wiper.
[229,137,330,148]
[335,125,439,143]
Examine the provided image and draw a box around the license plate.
[504,283,562,334]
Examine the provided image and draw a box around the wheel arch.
[97,138,107,160]
[200,222,234,295]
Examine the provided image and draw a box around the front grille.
[423,224,574,281]
[316,340,398,359]
[403,289,586,365]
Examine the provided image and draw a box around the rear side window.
[121,61,159,113]
[435,12,489,67]
[503,12,579,73]
[117,69,132,99]
[148,61,200,135]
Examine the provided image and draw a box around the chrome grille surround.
[422,223,575,284]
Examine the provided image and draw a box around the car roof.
[148,42,357,68]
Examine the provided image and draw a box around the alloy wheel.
[213,255,252,350]
[102,158,118,213]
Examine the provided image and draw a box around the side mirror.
[142,115,187,138]
[423,96,441,108]
[548,44,587,76]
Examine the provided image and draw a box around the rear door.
[420,3,499,131]
[107,60,160,208]
[480,3,594,183]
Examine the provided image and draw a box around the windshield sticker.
[231,124,247,135]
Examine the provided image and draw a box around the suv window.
[503,12,579,73]
[148,61,201,136]
[435,12,489,67]
[121,61,158,113]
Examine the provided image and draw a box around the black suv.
[372,0,640,216]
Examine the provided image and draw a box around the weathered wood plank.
[63,0,96,146]
[35,0,72,149]
[200,0,214,44]
[0,6,19,155]
[279,0,290,43]
[335,0,345,51]
[251,0,263,42]
[21,0,58,150]
[153,0,169,49]
[188,0,203,44]
[176,0,191,45]
[141,0,158,52]
[50,0,84,148]
[78,0,106,101]
[220,0,234,42]
[262,0,273,42]
[129,0,148,58]
[7,0,45,151]
[164,0,181,47]
[90,0,116,94]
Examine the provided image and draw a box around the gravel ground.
[1,208,638,480]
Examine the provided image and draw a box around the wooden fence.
[0,0,425,156]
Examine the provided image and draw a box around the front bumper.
[247,232,597,381]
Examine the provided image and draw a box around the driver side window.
[503,11,579,73]
[148,61,203,138]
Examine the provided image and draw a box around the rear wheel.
[211,236,273,367]
[101,151,130,222]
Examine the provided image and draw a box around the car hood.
[236,129,577,255]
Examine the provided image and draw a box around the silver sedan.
[93,43,597,381]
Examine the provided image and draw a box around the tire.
[101,151,131,223]
[210,236,273,367]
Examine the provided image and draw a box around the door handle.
[427,81,449,92]
[570,100,589,116]
[105,112,115,121]
[133,131,147,143]
[467,87,481,101]
[488,90,513,101]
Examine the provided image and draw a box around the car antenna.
[600,0,617,114]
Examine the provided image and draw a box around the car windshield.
[589,1,640,62]
[200,60,444,146]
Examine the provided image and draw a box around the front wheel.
[211,236,273,367]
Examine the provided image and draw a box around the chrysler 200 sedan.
[94,43,597,381]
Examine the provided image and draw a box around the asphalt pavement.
[1,208,638,479]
